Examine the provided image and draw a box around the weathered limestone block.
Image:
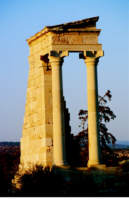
[20,55,47,168]
[52,33,98,45]
[20,52,54,169]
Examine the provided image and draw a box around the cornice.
[27,16,100,45]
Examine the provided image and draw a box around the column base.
[53,160,68,167]
[88,160,106,169]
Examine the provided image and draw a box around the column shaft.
[49,56,66,166]
[85,58,100,167]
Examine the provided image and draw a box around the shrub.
[15,166,66,196]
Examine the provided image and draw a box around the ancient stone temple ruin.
[20,16,104,170]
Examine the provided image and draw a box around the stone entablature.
[27,16,102,57]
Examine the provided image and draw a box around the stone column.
[84,55,101,167]
[49,55,67,166]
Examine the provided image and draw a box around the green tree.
[78,90,116,149]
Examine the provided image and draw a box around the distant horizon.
[0,139,129,145]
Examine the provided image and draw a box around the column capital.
[48,51,69,67]
[49,55,64,64]
[79,50,104,66]
[84,57,99,67]
[49,50,69,58]
[49,55,64,69]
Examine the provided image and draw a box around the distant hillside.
[0,140,129,149]
[0,142,20,146]
[108,141,129,149]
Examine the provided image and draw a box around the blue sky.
[0,0,128,141]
